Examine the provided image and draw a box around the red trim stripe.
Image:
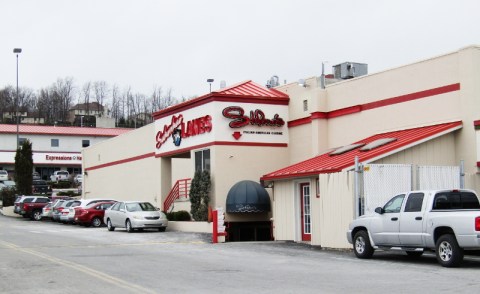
[85,142,288,171]
[155,141,288,157]
[85,152,155,171]
[288,83,460,127]
[362,83,460,110]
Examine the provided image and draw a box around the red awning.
[261,121,462,181]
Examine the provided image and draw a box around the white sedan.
[104,201,168,232]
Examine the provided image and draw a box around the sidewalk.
[0,206,20,217]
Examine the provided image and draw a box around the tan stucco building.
[83,45,480,247]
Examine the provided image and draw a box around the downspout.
[354,156,360,218]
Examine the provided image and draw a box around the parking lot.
[1,214,480,293]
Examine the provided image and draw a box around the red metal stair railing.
[163,178,191,212]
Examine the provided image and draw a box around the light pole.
[207,79,214,93]
[13,48,22,149]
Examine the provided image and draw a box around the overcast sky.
[1,0,479,99]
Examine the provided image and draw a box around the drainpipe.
[354,156,360,218]
[460,160,465,189]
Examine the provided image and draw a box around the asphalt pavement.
[1,213,480,293]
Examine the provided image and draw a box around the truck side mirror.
[374,207,384,214]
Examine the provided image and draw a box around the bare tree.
[162,88,176,109]
[93,81,108,117]
[151,86,163,112]
[110,84,120,125]
[0,87,15,121]
[36,87,53,124]
[81,82,91,115]
[51,77,75,124]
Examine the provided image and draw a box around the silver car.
[104,201,168,233]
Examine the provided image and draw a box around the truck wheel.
[107,219,115,231]
[32,210,42,221]
[436,234,464,267]
[353,230,374,259]
[91,217,102,228]
[126,219,134,233]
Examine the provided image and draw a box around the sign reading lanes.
[154,101,289,155]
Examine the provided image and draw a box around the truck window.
[404,193,424,212]
[433,191,480,210]
[383,194,405,213]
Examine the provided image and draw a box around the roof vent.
[360,138,397,151]
[266,75,280,88]
[330,143,365,156]
[333,62,368,79]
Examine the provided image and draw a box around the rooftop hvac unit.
[333,62,368,79]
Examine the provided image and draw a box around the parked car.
[1,180,16,189]
[0,170,8,181]
[105,201,168,232]
[50,170,70,182]
[32,172,41,180]
[32,180,53,195]
[75,201,116,227]
[74,174,83,186]
[64,198,116,224]
[18,196,50,220]
[42,202,54,219]
[53,199,78,222]
[347,189,480,267]
[14,196,33,214]
[59,200,81,223]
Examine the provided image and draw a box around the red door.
[300,183,311,241]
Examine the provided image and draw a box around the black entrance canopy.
[226,180,271,213]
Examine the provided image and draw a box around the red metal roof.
[261,121,462,181]
[0,124,132,137]
[153,80,289,120]
[214,80,289,98]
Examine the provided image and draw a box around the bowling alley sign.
[154,101,288,155]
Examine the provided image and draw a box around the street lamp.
[207,79,214,93]
[13,48,22,149]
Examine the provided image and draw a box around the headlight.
[132,215,142,219]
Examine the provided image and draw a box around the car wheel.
[107,219,115,231]
[32,210,42,221]
[91,217,102,228]
[158,227,166,232]
[436,234,464,267]
[353,230,374,259]
[126,219,133,233]
[406,250,424,258]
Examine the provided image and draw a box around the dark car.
[74,201,116,227]
[32,180,53,195]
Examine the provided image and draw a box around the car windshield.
[125,202,156,212]
[33,180,47,185]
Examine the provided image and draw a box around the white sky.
[1,0,479,99]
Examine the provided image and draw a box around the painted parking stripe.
[0,240,157,294]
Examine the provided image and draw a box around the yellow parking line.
[0,240,157,294]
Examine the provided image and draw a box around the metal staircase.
[163,178,191,212]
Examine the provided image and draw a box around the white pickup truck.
[347,189,480,267]
[50,170,70,182]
